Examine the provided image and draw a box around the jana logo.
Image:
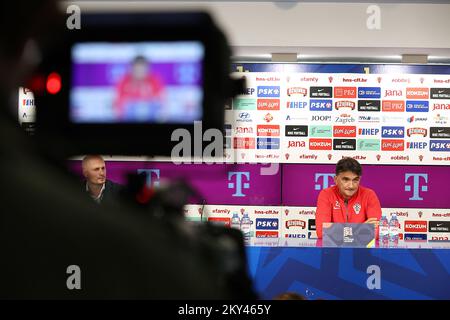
[314,173,335,191]
[137,169,161,187]
[404,174,428,201]
[228,171,250,197]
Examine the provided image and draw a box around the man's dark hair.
[335,157,362,176]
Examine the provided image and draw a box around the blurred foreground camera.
[33,12,244,157]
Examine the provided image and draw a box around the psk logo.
[228,171,250,197]
[285,209,289,216]
[314,173,335,191]
[418,211,423,218]
[137,169,161,187]
[353,203,361,215]
[285,153,290,160]
[328,76,333,83]
[404,174,428,201]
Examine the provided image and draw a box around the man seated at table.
[315,157,381,238]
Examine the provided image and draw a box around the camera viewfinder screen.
[70,42,204,123]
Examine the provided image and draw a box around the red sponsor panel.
[404,221,427,233]
[256,231,279,238]
[257,124,280,136]
[207,217,231,227]
[233,137,255,149]
[381,139,405,151]
[382,100,405,112]
[334,86,357,98]
[406,88,429,99]
[309,138,332,150]
[257,99,280,110]
[333,126,357,137]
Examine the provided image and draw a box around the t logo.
[314,173,335,191]
[137,169,161,188]
[228,171,250,197]
[404,173,428,200]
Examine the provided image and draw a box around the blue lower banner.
[246,246,450,300]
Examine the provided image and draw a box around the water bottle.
[230,213,241,230]
[379,215,389,244]
[240,212,253,241]
[389,214,400,243]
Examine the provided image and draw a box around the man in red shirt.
[114,55,165,121]
[315,157,381,238]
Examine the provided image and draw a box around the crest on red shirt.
[353,203,361,215]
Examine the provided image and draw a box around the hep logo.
[228,171,250,197]
[314,173,335,191]
[137,169,161,187]
[404,174,428,200]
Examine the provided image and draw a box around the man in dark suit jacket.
[82,155,123,205]
[0,0,235,298]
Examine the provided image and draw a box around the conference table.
[245,238,450,300]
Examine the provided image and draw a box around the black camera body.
[34,12,240,157]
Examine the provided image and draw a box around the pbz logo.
[404,174,428,201]
[255,218,279,230]
[228,171,250,197]
[381,126,404,138]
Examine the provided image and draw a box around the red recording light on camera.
[46,72,61,94]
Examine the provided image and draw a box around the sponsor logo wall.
[68,160,450,242]
[68,65,450,244]
[225,72,450,165]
